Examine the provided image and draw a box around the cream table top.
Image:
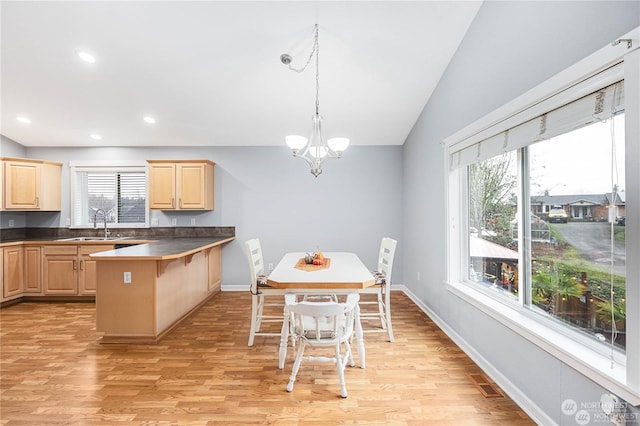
[266,252,375,290]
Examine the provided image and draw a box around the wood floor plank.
[1,292,533,425]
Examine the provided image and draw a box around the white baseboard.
[397,284,554,426]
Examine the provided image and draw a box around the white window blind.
[450,64,625,169]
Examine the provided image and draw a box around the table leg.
[279,304,290,369]
[354,303,366,369]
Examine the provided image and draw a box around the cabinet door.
[178,163,206,209]
[148,163,177,209]
[1,160,4,210]
[0,248,3,298]
[43,255,78,294]
[178,162,214,210]
[4,161,40,209]
[79,245,113,295]
[39,162,62,211]
[3,246,24,298]
[23,246,42,293]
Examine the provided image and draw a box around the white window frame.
[69,161,149,229]
[443,27,640,404]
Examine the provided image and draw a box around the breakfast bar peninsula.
[91,236,234,344]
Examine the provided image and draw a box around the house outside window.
[444,29,639,402]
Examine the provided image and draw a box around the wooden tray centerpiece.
[294,257,331,272]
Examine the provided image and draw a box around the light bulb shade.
[328,137,350,153]
[285,135,307,151]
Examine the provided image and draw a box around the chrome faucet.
[93,208,110,239]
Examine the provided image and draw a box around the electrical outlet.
[151,217,159,226]
[268,263,274,271]
[123,272,132,284]
[9,219,15,227]
[190,217,196,226]
[417,271,420,281]
[65,218,71,226]
[171,218,177,226]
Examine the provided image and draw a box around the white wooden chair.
[358,237,397,342]
[246,238,286,346]
[285,293,359,398]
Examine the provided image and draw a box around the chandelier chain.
[286,24,319,74]
[315,26,320,116]
[285,25,320,115]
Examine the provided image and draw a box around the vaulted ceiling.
[1,1,482,148]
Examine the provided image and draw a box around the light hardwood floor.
[1,291,534,425]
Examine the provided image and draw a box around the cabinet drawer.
[44,245,78,256]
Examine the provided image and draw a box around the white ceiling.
[1,1,481,148]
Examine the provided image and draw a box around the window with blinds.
[442,26,640,398]
[71,164,147,227]
[450,64,628,350]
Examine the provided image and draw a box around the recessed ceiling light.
[143,116,156,124]
[16,116,32,124]
[90,133,102,141]
[77,50,96,64]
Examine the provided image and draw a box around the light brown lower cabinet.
[0,248,3,299]
[3,246,23,299]
[43,245,114,295]
[43,245,78,295]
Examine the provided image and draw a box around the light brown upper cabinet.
[1,157,62,211]
[147,160,215,210]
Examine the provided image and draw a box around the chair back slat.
[245,238,265,292]
[377,237,397,283]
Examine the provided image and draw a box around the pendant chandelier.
[281,24,349,177]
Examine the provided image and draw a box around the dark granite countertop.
[89,236,235,260]
[0,227,236,256]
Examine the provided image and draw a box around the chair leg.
[255,294,265,331]
[248,294,259,346]
[335,344,348,398]
[385,289,394,343]
[344,339,355,367]
[377,291,386,331]
[286,342,305,392]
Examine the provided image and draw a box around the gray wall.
[402,1,640,424]
[19,144,403,288]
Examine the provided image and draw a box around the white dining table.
[266,252,375,369]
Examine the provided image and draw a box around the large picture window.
[467,112,626,349]
[445,32,639,402]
